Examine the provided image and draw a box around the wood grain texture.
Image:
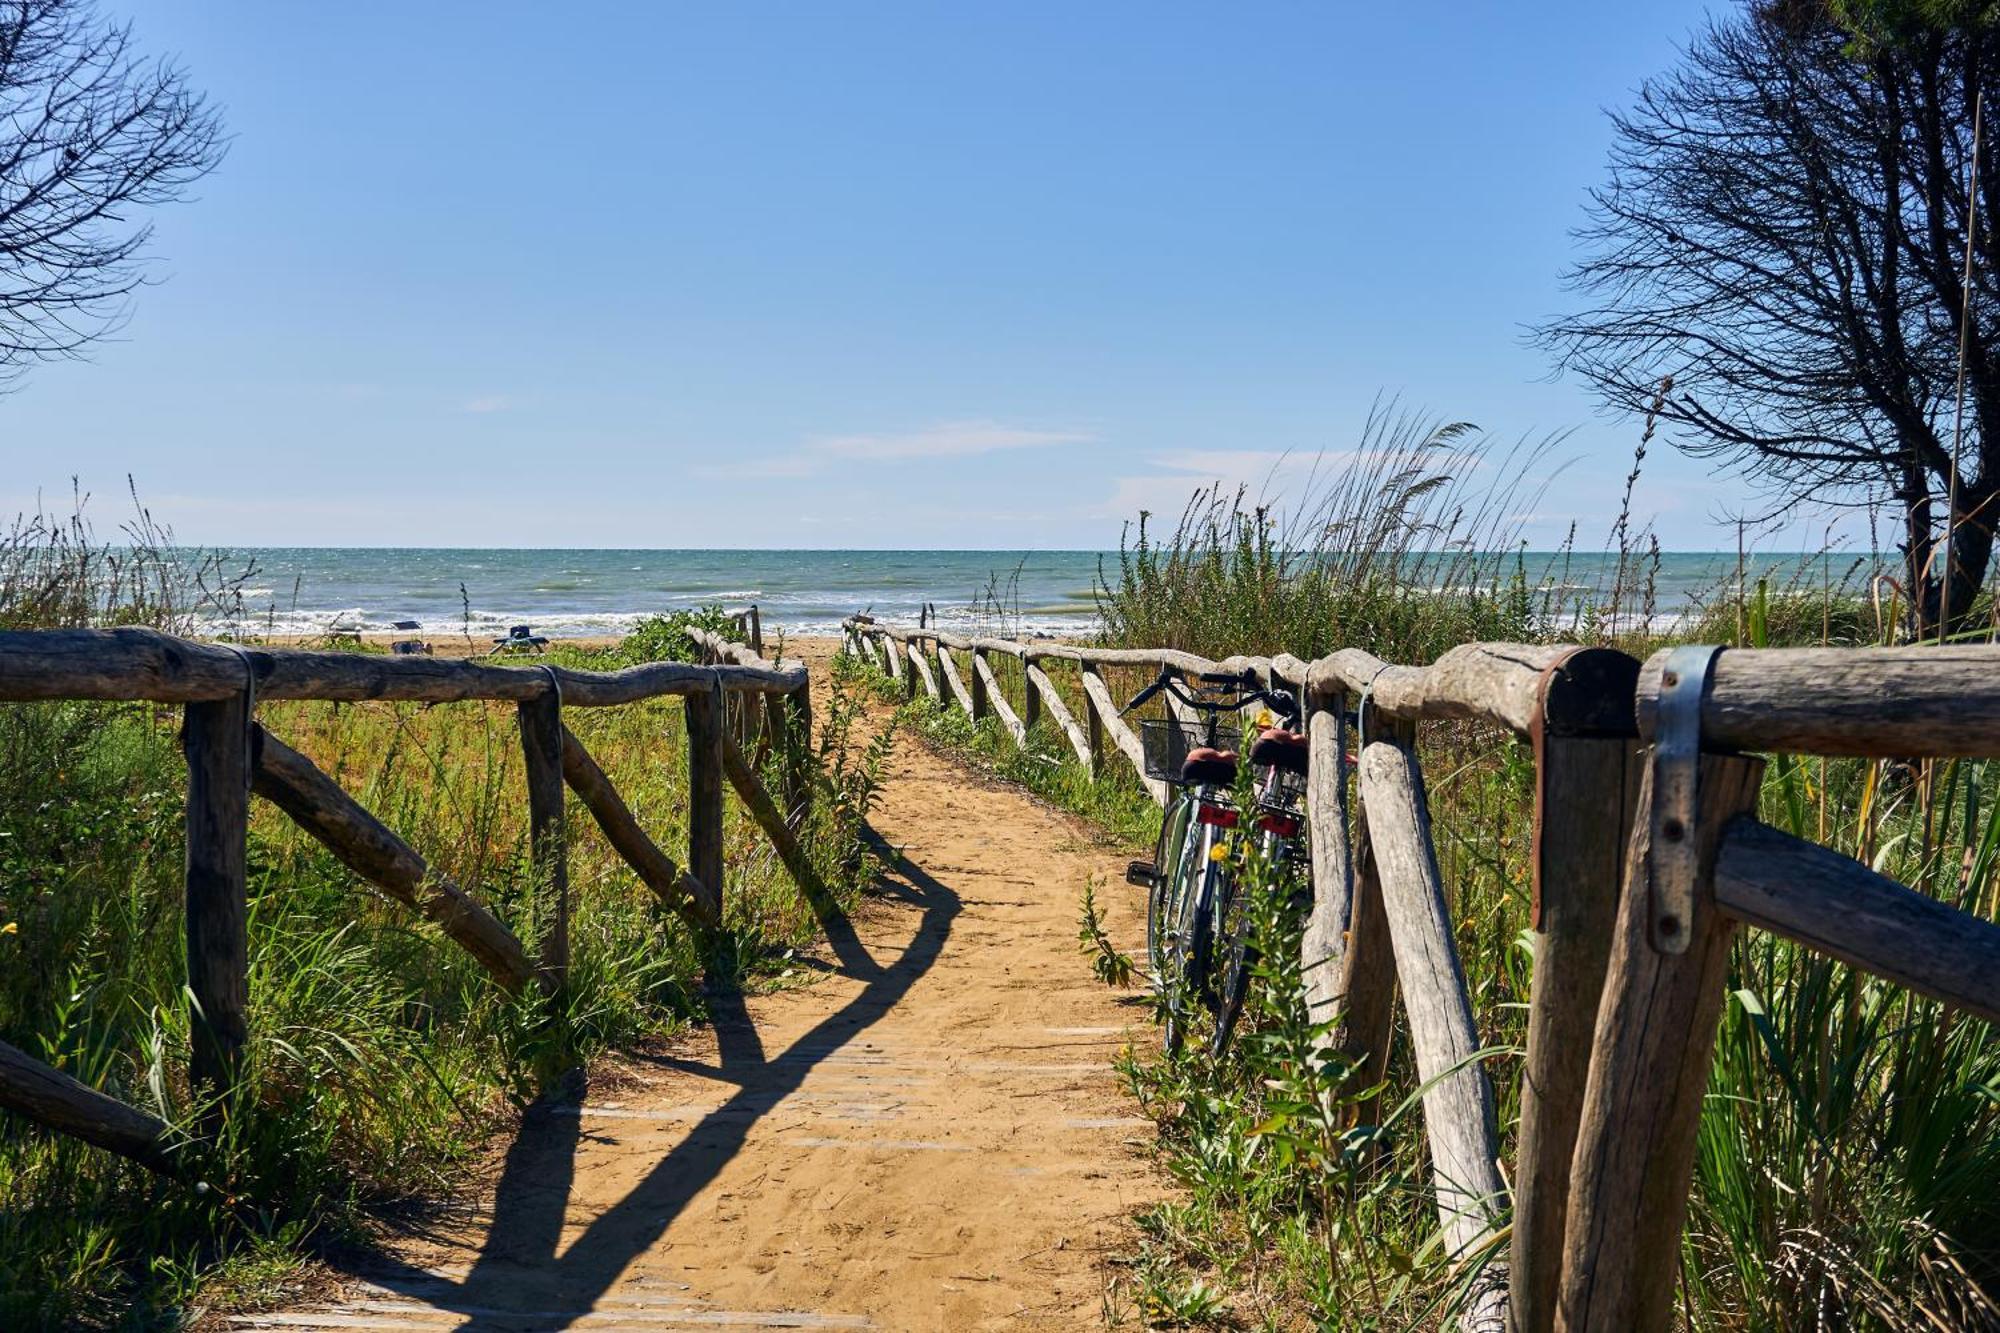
[1079,667,1166,806]
[1027,663,1091,767]
[0,1037,173,1172]
[254,727,537,992]
[1556,753,1763,1333]
[1511,736,1641,1333]
[0,628,804,705]
[1635,643,2000,757]
[1358,740,1509,1266]
[936,643,976,716]
[684,677,727,926]
[518,689,570,984]
[721,734,837,917]
[1301,698,1354,1027]
[1714,817,2000,1023]
[183,694,251,1102]
[909,641,941,701]
[972,651,1027,746]
[1307,644,1579,737]
[559,726,705,926]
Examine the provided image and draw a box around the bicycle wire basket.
[1139,717,1242,785]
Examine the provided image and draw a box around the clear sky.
[8,1,1853,551]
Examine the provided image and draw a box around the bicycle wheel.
[1210,832,1273,1059]
[1161,826,1216,1056]
[1147,795,1192,988]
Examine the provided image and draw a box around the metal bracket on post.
[1648,644,1723,954]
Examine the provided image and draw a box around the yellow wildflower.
[1208,842,1230,863]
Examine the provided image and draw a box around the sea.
[203,548,1880,642]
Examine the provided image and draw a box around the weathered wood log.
[0,1037,174,1172]
[1340,819,1399,1095]
[253,728,537,992]
[1079,667,1166,805]
[969,648,990,721]
[0,629,807,705]
[1027,663,1092,768]
[1714,817,2000,1023]
[559,726,704,925]
[784,685,814,821]
[881,632,907,691]
[972,650,1027,746]
[1511,737,1640,1333]
[183,693,251,1104]
[1300,698,1354,1029]
[908,640,941,701]
[1510,647,1643,1333]
[936,642,976,716]
[1358,740,1509,1269]
[1300,695,1398,1093]
[1306,644,1627,739]
[685,677,727,925]
[1635,643,2000,757]
[1557,753,1764,1333]
[518,689,569,984]
[721,734,837,916]
[1021,650,1043,733]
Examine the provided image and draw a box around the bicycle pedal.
[1124,859,1156,888]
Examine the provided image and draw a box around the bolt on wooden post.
[1555,751,1763,1333]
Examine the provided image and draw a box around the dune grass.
[889,411,1999,1330]
[0,522,887,1328]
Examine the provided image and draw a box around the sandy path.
[235,650,1161,1332]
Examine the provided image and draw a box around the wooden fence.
[842,616,2000,1333]
[0,621,817,1175]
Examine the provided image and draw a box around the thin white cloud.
[1097,447,1338,519]
[697,419,1093,479]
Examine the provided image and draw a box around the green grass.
[866,413,1999,1330]
[0,555,888,1327]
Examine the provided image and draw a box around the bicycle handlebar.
[1120,665,1299,724]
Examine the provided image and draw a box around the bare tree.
[0,0,222,389]
[1538,2,1997,636]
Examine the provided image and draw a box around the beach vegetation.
[0,507,885,1327]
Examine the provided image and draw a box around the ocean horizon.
[197,547,1885,641]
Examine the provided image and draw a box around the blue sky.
[4,2,1856,550]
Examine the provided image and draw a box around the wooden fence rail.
[843,615,2000,1333]
[0,614,815,1175]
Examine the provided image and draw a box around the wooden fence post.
[1027,660,1091,768]
[1555,752,1763,1333]
[970,648,990,722]
[1081,665,1106,777]
[1021,651,1043,733]
[183,690,252,1111]
[1358,737,1509,1331]
[1511,649,1641,1333]
[517,685,569,985]
[685,674,727,925]
[1300,689,1396,1091]
[784,682,813,821]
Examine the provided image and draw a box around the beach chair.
[490,624,550,655]
[390,639,432,656]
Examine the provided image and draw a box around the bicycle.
[1120,667,1308,1056]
